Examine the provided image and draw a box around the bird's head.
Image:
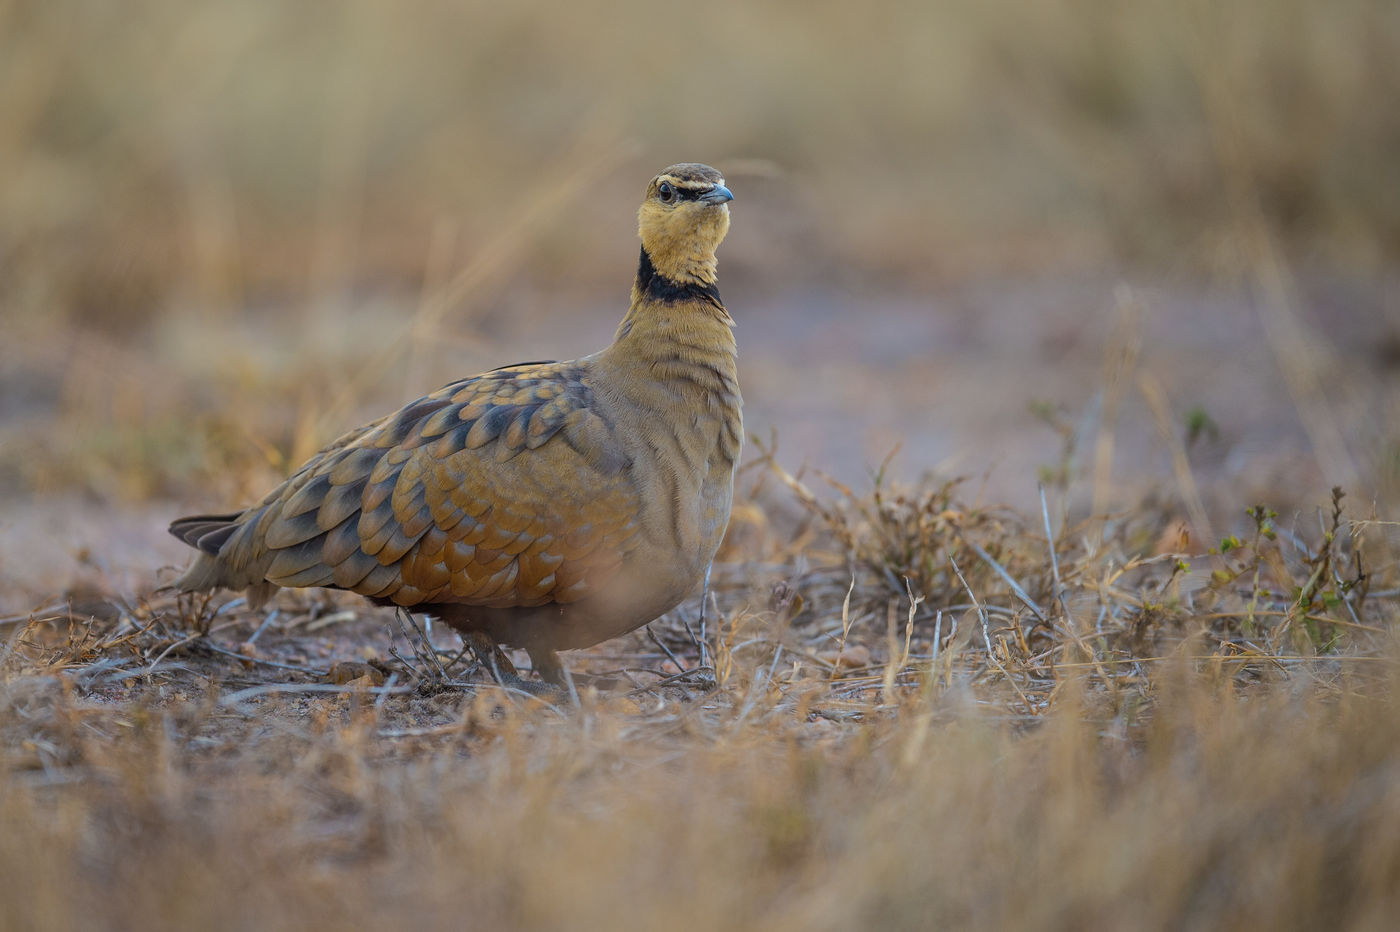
[637,163,733,286]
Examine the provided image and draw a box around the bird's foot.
[464,632,564,700]
[525,646,568,688]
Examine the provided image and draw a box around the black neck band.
[635,247,722,306]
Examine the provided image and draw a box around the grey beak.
[700,184,734,205]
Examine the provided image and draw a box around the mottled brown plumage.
[170,163,740,685]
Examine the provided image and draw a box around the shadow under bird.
[169,164,741,688]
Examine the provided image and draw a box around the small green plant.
[1184,405,1220,448]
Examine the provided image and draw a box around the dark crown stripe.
[635,247,722,306]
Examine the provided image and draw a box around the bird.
[168,163,741,689]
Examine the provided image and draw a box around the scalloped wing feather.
[184,361,641,611]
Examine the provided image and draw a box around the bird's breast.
[591,301,741,572]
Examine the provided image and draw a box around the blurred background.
[1,0,1397,607]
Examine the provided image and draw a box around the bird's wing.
[211,360,642,608]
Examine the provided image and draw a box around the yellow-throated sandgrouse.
[170,164,741,686]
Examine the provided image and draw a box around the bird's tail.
[169,512,242,554]
[168,512,278,609]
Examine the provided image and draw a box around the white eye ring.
[658,182,675,202]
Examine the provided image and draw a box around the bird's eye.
[658,181,675,203]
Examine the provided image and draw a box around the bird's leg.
[464,631,562,698]
[525,645,567,688]
[462,630,520,681]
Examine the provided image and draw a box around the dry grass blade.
[960,534,1044,622]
